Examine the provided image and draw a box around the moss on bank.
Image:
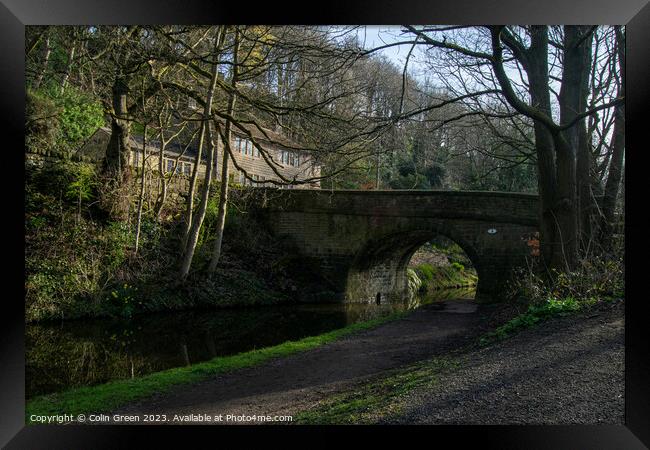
[25,310,408,422]
[296,358,458,424]
[479,295,622,346]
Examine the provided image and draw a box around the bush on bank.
[25,161,305,322]
[480,244,625,345]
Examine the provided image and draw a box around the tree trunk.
[134,125,148,254]
[32,35,51,90]
[575,28,596,251]
[178,27,225,280]
[155,138,168,221]
[600,26,625,247]
[526,26,560,269]
[178,121,217,280]
[550,26,593,270]
[180,122,207,252]
[60,39,77,94]
[102,75,132,221]
[551,132,578,270]
[207,29,240,273]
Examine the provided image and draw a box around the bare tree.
[207,27,240,273]
[400,25,622,271]
[178,26,226,280]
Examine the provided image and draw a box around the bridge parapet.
[258,189,539,225]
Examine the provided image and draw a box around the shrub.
[510,245,624,308]
[43,83,105,151]
[451,262,465,272]
[26,89,61,154]
[415,263,434,282]
[26,84,105,156]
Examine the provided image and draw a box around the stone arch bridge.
[255,189,539,303]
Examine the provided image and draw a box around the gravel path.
[110,298,623,425]
[382,300,624,425]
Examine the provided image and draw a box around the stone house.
[77,120,322,189]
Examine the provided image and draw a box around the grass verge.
[295,358,458,425]
[478,296,613,346]
[26,310,409,423]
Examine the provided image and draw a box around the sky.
[356,26,428,75]
[350,26,444,85]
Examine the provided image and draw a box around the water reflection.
[26,287,475,398]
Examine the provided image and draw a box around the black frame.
[2,0,649,447]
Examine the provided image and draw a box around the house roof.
[216,118,301,150]
[129,131,203,161]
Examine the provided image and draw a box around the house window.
[133,151,140,167]
[254,146,260,158]
[188,97,197,110]
[236,137,253,156]
[278,150,299,167]
[183,162,191,176]
[166,159,174,173]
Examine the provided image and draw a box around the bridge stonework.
[257,189,539,303]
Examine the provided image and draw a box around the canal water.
[26,287,475,398]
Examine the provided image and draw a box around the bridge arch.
[345,224,482,304]
[258,189,539,303]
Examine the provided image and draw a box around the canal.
[26,287,475,398]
